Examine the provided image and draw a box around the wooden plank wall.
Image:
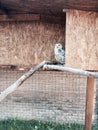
[66,10,98,70]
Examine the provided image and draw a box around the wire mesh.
[0,68,87,129]
[92,78,98,129]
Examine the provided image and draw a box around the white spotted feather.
[54,43,65,64]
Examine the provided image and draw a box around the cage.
[0,2,97,130]
[0,66,98,130]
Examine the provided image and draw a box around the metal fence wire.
[0,69,86,121]
[0,68,97,129]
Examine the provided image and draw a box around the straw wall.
[0,21,65,66]
[66,10,98,70]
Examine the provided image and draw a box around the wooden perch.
[43,64,98,78]
[0,61,52,102]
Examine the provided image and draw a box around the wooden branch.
[0,61,51,102]
[43,64,98,78]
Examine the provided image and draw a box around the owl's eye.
[58,45,61,47]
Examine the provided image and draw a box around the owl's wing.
[60,52,65,64]
[58,48,62,53]
[61,48,65,56]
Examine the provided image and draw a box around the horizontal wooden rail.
[0,13,65,24]
[0,14,40,22]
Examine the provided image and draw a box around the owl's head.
[55,43,63,50]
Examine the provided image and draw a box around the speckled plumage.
[54,43,65,64]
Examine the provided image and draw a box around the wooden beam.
[0,13,65,24]
[40,15,65,24]
[0,0,98,16]
[85,77,95,130]
[0,14,40,22]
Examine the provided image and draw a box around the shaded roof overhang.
[0,0,98,17]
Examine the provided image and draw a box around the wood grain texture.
[85,77,94,130]
[0,21,65,66]
[66,10,98,70]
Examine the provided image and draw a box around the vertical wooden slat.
[85,77,94,130]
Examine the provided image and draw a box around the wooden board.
[66,10,98,70]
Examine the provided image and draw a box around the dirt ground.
[0,69,88,123]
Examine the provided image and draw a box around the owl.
[54,43,65,64]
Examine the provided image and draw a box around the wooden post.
[85,77,94,130]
